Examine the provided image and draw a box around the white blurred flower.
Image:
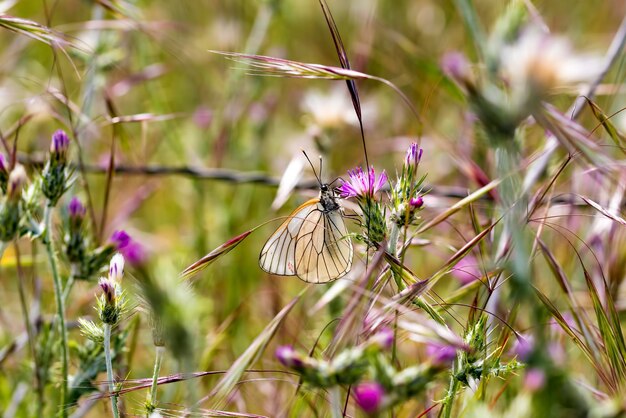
[301,86,356,128]
[500,26,604,96]
[301,86,378,129]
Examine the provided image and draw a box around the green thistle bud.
[65,197,87,263]
[42,130,71,206]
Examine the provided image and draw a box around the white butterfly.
[259,179,353,283]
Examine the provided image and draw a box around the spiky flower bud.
[65,197,87,263]
[50,129,70,158]
[42,130,71,205]
[98,253,126,324]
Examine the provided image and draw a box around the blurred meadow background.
[1,0,626,417]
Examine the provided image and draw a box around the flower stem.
[43,204,69,418]
[441,373,460,418]
[329,386,342,418]
[146,346,165,416]
[104,323,120,418]
[387,223,404,290]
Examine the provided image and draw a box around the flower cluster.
[390,143,426,228]
[275,328,464,414]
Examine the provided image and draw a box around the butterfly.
[259,155,353,283]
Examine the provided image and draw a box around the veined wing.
[259,198,319,276]
[294,205,353,283]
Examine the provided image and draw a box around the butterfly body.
[259,184,353,283]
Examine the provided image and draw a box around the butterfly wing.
[294,204,353,283]
[259,198,319,276]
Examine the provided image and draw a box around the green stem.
[441,373,460,418]
[14,242,43,414]
[146,346,165,416]
[329,386,342,418]
[387,223,404,290]
[44,205,68,418]
[104,323,120,418]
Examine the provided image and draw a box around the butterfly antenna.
[302,150,322,185]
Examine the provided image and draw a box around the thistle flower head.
[50,129,70,155]
[68,196,86,219]
[99,277,116,304]
[405,143,423,167]
[354,382,385,414]
[338,166,387,200]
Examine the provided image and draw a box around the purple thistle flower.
[338,166,387,199]
[405,143,423,166]
[0,153,6,172]
[354,382,385,414]
[68,197,86,218]
[275,345,304,369]
[425,342,457,366]
[50,129,70,154]
[110,230,131,250]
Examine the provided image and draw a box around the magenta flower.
[68,197,86,219]
[275,345,304,369]
[409,196,424,209]
[110,230,131,250]
[405,143,423,166]
[0,153,6,172]
[338,166,387,199]
[354,382,385,414]
[121,240,147,265]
